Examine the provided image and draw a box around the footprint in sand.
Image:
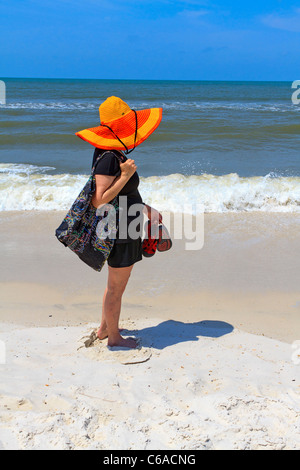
[78,329,152,365]
[41,395,72,411]
[0,396,33,412]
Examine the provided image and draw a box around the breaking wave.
[0,164,299,213]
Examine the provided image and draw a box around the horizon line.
[1,77,295,83]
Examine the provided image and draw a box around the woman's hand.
[120,159,137,178]
[144,204,162,225]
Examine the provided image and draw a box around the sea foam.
[0,164,299,213]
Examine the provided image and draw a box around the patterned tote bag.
[55,151,121,272]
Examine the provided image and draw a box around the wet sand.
[1,210,299,342]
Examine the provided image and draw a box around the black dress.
[92,148,143,268]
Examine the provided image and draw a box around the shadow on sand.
[125,319,234,350]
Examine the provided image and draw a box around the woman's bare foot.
[108,336,138,349]
[97,327,124,340]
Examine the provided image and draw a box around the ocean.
[0,78,299,213]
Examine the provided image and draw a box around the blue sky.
[0,0,299,80]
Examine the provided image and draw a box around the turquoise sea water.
[0,79,299,212]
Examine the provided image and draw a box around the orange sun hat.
[76,96,162,152]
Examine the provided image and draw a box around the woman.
[76,96,163,349]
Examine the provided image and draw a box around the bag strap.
[91,150,125,176]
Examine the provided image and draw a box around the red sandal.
[157,224,172,252]
[142,221,172,257]
[142,220,159,257]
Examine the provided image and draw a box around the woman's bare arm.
[91,158,137,208]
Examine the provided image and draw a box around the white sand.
[1,211,300,450]
[0,317,299,450]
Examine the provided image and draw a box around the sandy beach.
[0,210,299,450]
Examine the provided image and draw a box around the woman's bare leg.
[97,289,124,339]
[97,264,137,348]
[97,288,109,338]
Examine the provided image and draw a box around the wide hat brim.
[75,107,162,150]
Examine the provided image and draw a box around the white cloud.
[261,7,300,33]
[178,8,210,19]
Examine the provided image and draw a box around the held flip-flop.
[142,221,172,257]
[157,224,172,252]
[142,220,159,257]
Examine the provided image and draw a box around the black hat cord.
[100,109,138,156]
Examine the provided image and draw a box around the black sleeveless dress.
[92,148,143,267]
